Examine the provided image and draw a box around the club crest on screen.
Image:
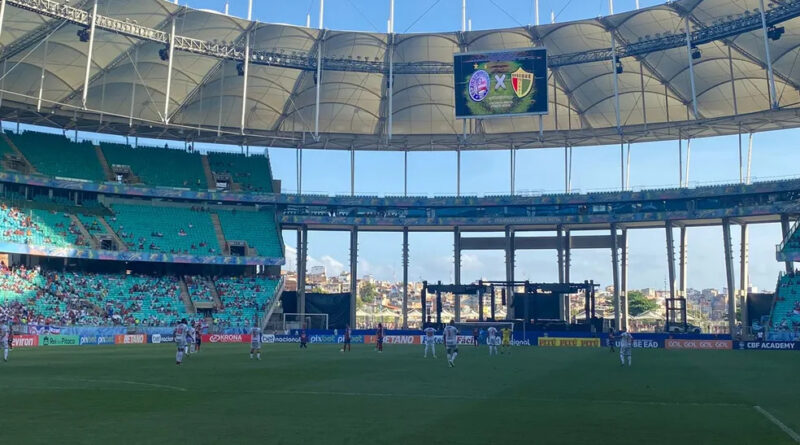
[468,70,490,102]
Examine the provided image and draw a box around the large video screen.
[453,48,548,119]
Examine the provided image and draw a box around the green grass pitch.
[1,344,799,444]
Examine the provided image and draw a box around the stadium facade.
[1,0,799,339]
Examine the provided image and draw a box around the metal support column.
[740,223,749,330]
[454,227,461,322]
[349,226,358,328]
[611,223,621,329]
[163,18,176,123]
[621,228,629,330]
[564,229,571,284]
[0,0,7,42]
[37,40,48,112]
[759,0,779,109]
[557,226,565,284]
[402,226,408,328]
[81,0,98,109]
[722,218,737,334]
[679,225,688,298]
[505,226,515,320]
[781,214,793,274]
[685,138,691,187]
[610,33,621,132]
[685,17,698,118]
[666,221,676,300]
[350,148,355,196]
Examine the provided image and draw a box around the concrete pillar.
[611,224,621,329]
[349,227,358,328]
[557,226,565,284]
[722,218,737,334]
[621,228,629,331]
[505,226,515,319]
[453,227,461,322]
[679,225,688,298]
[297,227,307,319]
[402,227,409,329]
[666,221,676,300]
[740,224,749,330]
[781,214,793,274]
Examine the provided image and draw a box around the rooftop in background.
[0,0,798,150]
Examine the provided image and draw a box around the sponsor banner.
[114,334,147,345]
[538,337,601,348]
[11,334,38,348]
[261,334,275,344]
[78,335,118,346]
[40,334,80,347]
[273,335,300,343]
[201,334,252,343]
[735,341,800,350]
[364,335,421,345]
[606,339,661,349]
[665,339,732,350]
[150,334,175,344]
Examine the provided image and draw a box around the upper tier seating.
[109,203,218,254]
[781,222,800,255]
[0,134,14,156]
[771,274,800,341]
[214,275,279,328]
[0,203,86,247]
[101,143,207,190]
[217,208,282,257]
[207,152,273,193]
[7,131,105,181]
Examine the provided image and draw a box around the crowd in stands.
[1,263,279,330]
[185,275,214,303]
[1,203,87,247]
[214,275,279,329]
[771,272,800,341]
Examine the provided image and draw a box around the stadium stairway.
[97,216,128,251]
[208,278,223,309]
[210,213,228,254]
[260,276,284,330]
[200,155,215,190]
[178,278,197,314]
[93,145,115,181]
[1,132,37,174]
[69,214,98,249]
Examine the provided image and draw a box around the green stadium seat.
[207,151,273,193]
[217,209,282,257]
[101,143,207,190]
[7,131,105,181]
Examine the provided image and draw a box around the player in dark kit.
[473,327,479,347]
[341,324,352,352]
[299,330,308,349]
[608,330,616,352]
[376,323,384,353]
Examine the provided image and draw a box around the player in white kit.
[250,325,262,360]
[174,319,188,365]
[1,318,10,362]
[619,330,632,366]
[423,326,436,358]
[443,320,459,368]
[487,326,498,356]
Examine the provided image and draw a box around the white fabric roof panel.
[1,0,800,150]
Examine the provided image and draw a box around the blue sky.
[14,0,800,291]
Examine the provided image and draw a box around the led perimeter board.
[453,48,548,119]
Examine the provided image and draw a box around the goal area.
[282,313,329,331]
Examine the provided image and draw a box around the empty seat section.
[101,143,207,189]
[109,203,218,254]
[207,152,273,193]
[217,208,282,257]
[8,131,104,181]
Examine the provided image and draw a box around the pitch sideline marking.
[754,405,800,443]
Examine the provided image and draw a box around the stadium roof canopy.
[1,0,800,150]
